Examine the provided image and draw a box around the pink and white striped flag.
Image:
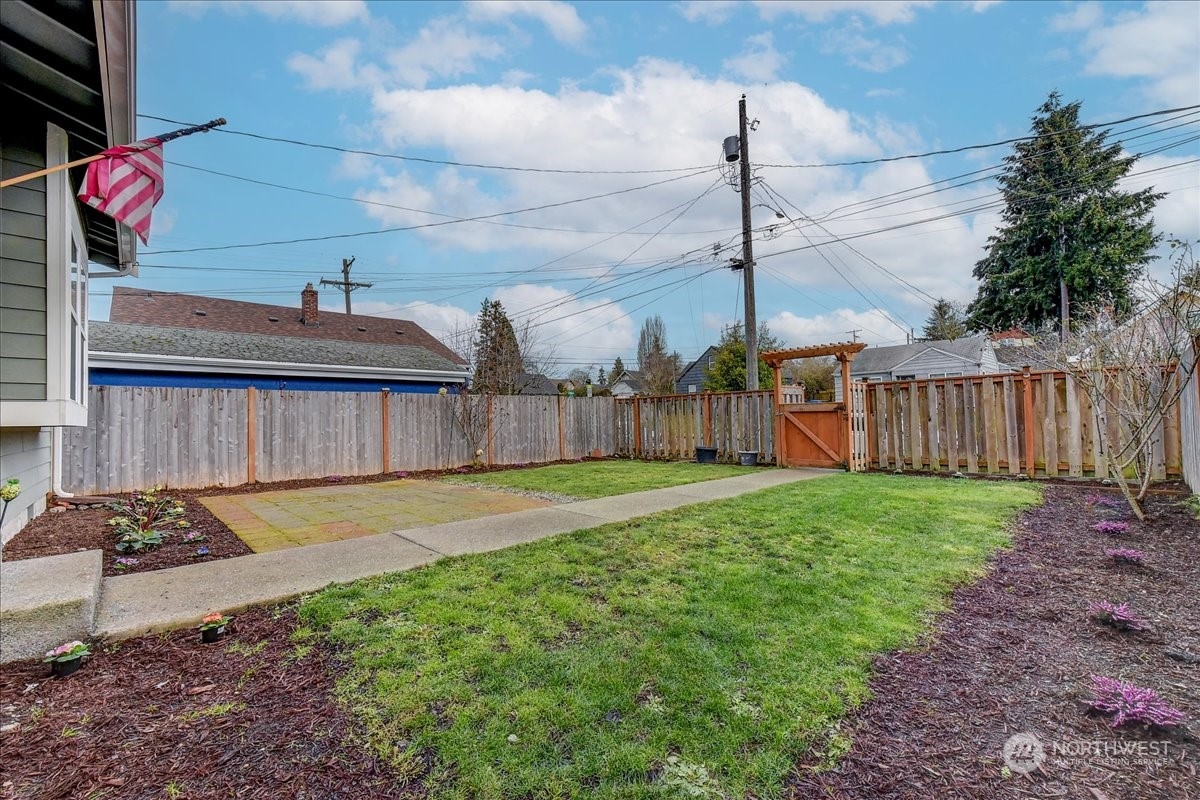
[77,138,164,245]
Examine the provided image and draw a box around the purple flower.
[1092,520,1131,534]
[194,546,210,557]
[1089,676,1185,728]
[182,531,206,543]
[1104,548,1145,565]
[395,471,409,479]
[113,557,139,570]
[1088,600,1148,631]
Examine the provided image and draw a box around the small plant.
[199,612,231,631]
[193,546,211,558]
[44,641,90,663]
[106,486,188,552]
[182,531,206,543]
[659,755,723,798]
[113,556,139,571]
[0,477,20,528]
[395,471,409,479]
[1092,520,1131,535]
[1104,548,1145,565]
[1086,493,1124,509]
[1180,494,1200,520]
[1089,675,1186,728]
[1088,600,1148,631]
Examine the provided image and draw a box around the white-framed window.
[927,371,963,378]
[1,123,89,427]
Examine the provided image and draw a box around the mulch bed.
[0,608,419,800]
[1,481,1195,799]
[790,485,1200,800]
[1,460,594,577]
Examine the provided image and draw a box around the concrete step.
[1,550,103,663]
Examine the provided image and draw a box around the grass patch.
[299,474,1039,799]
[178,702,246,722]
[443,459,757,499]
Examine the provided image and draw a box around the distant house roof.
[990,327,1032,342]
[109,286,465,365]
[852,334,993,375]
[90,322,467,377]
[517,373,561,395]
[611,371,646,394]
[675,346,718,393]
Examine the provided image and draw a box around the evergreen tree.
[703,323,782,392]
[596,366,608,386]
[610,356,626,380]
[637,316,680,395]
[921,298,967,341]
[967,92,1162,333]
[472,299,522,394]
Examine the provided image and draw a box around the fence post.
[557,394,566,460]
[632,399,642,459]
[381,389,391,473]
[703,392,714,447]
[1022,368,1035,477]
[246,386,257,484]
[487,394,495,466]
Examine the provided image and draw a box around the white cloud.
[823,22,909,72]
[866,87,905,99]
[1050,2,1102,33]
[495,283,638,366]
[287,38,377,91]
[722,33,787,83]
[350,299,476,339]
[1060,2,1200,107]
[768,308,909,347]
[677,1,741,25]
[1121,154,1200,279]
[752,1,935,25]
[386,18,506,89]
[968,1,1003,11]
[466,0,588,45]
[169,0,367,26]
[152,208,178,238]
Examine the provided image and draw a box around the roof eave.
[93,0,137,270]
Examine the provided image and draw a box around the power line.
[138,113,713,175]
[142,167,720,255]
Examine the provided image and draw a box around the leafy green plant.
[106,486,188,552]
[43,641,90,663]
[660,756,723,798]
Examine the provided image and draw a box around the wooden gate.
[763,341,869,471]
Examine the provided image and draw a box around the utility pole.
[737,95,757,390]
[320,256,373,315]
[1057,223,1070,343]
[845,329,861,343]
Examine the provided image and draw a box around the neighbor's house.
[675,346,718,394]
[833,334,1003,401]
[98,284,469,392]
[1,0,137,544]
[608,369,646,398]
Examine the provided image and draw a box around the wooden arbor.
[762,341,867,470]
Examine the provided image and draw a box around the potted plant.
[198,612,232,643]
[44,641,90,677]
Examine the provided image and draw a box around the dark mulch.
[2,460,595,577]
[790,485,1200,800]
[0,608,419,800]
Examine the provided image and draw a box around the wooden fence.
[1180,341,1200,490]
[613,391,778,462]
[864,369,1184,480]
[64,386,616,495]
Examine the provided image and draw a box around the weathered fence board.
[612,391,775,462]
[864,370,1184,480]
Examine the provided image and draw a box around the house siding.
[0,121,49,402]
[0,428,51,546]
[891,348,982,379]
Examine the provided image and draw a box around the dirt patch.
[0,607,418,800]
[1,460,596,576]
[790,484,1200,800]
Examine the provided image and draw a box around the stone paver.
[200,479,551,552]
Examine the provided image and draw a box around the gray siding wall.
[1,121,48,401]
[0,428,51,546]
[891,348,981,379]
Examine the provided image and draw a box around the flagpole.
[0,118,226,189]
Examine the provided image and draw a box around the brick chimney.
[301,283,319,325]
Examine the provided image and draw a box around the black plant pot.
[200,626,226,644]
[696,446,718,464]
[50,658,83,678]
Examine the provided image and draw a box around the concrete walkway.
[1,468,834,660]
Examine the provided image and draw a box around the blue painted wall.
[90,369,462,394]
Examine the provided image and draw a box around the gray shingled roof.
[90,322,466,373]
[852,333,992,374]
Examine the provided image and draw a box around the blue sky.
[100,0,1200,373]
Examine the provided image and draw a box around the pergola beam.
[761,341,866,365]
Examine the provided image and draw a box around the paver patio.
[200,479,551,552]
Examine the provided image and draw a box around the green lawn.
[297,474,1040,799]
[442,459,757,499]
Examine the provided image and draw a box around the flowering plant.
[107,486,188,552]
[1092,520,1131,535]
[1104,548,1145,565]
[1088,600,1148,631]
[193,546,211,558]
[113,556,139,571]
[1089,675,1185,728]
[198,612,231,631]
[182,531,206,543]
[0,478,20,503]
[43,641,90,663]
[1086,493,1124,509]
